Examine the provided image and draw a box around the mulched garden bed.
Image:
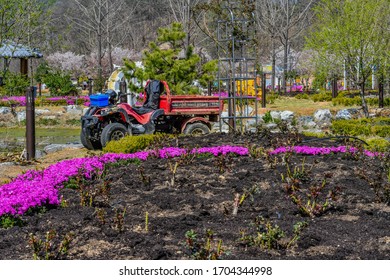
[0,132,389,260]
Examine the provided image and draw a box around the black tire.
[100,123,129,147]
[80,130,102,150]
[183,122,210,135]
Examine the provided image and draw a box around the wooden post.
[26,86,36,160]
[20,58,28,76]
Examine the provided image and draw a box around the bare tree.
[256,0,315,93]
[168,0,206,50]
[255,0,282,90]
[67,0,138,80]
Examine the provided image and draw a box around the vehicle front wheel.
[80,130,102,150]
[183,122,210,135]
[100,123,129,147]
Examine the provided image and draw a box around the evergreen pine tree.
[124,22,217,94]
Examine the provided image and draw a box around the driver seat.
[132,80,163,115]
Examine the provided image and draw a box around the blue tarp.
[0,41,43,58]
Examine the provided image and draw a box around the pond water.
[0,127,81,152]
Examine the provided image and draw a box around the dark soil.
[1,132,389,260]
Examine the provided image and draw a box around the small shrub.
[184,229,226,260]
[65,119,80,126]
[1,73,30,96]
[239,216,285,250]
[331,118,390,138]
[28,230,74,260]
[43,70,77,96]
[266,92,279,104]
[262,111,273,123]
[103,134,164,154]
[311,92,332,102]
[365,138,390,152]
[36,118,60,126]
[295,93,310,100]
[1,215,24,229]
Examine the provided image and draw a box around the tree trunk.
[271,38,276,91]
[106,0,113,74]
[360,82,369,117]
[283,38,288,94]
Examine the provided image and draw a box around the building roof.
[0,41,43,58]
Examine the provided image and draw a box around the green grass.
[0,127,80,138]
[266,97,355,116]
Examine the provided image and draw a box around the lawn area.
[265,97,354,116]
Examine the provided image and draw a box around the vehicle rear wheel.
[183,122,210,135]
[80,130,102,150]
[100,122,129,147]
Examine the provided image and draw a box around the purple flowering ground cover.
[0,132,389,260]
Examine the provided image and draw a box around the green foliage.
[295,93,310,100]
[306,0,390,92]
[1,73,30,96]
[266,91,280,104]
[123,22,217,94]
[28,230,73,260]
[365,138,390,152]
[103,134,162,154]
[35,61,50,84]
[331,118,390,138]
[65,119,80,126]
[262,111,273,123]
[333,96,390,107]
[92,75,106,93]
[311,91,332,102]
[35,97,68,106]
[184,229,226,260]
[239,216,286,250]
[1,215,24,229]
[43,70,77,96]
[36,118,60,126]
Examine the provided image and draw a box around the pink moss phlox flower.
[269,146,380,157]
[157,147,187,158]
[190,145,249,156]
[1,144,383,218]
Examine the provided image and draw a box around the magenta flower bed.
[0,95,90,107]
[0,96,27,106]
[269,145,382,157]
[0,146,248,217]
[0,145,384,218]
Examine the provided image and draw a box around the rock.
[44,143,83,154]
[242,105,254,117]
[270,111,281,120]
[221,111,229,118]
[42,115,57,120]
[0,162,15,167]
[280,110,294,122]
[65,105,83,115]
[298,116,317,129]
[0,107,11,114]
[245,119,259,129]
[265,123,278,130]
[82,108,90,115]
[335,109,353,120]
[314,109,332,123]
[21,149,45,159]
[17,111,26,122]
[35,109,51,116]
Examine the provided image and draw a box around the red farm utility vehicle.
[80,80,223,150]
